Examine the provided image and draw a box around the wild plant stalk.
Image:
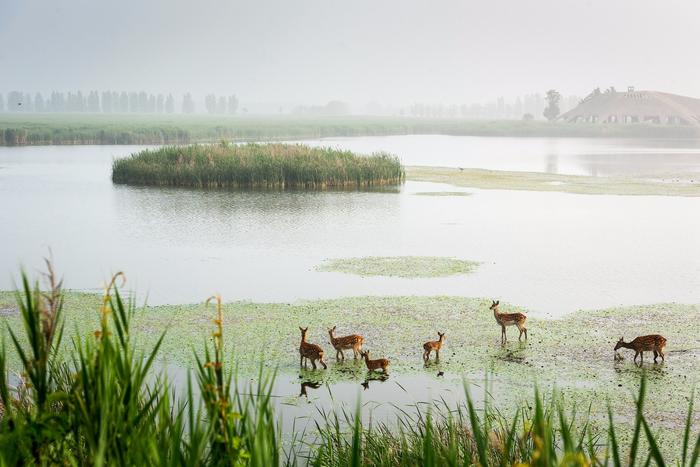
[112,143,404,189]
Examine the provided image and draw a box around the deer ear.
[496,300,500,305]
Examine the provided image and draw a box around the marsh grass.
[112,143,404,189]
[0,267,698,465]
[2,114,700,146]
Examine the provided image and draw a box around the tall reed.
[112,143,404,189]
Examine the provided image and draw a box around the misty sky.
[2,0,699,106]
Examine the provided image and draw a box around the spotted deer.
[490,300,527,343]
[360,350,390,374]
[423,332,445,361]
[328,326,364,360]
[299,327,327,369]
[614,335,666,364]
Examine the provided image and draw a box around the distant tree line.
[0,91,238,115]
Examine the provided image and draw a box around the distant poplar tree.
[88,91,100,112]
[217,96,226,114]
[0,93,4,112]
[148,94,156,113]
[182,93,195,114]
[137,92,148,113]
[8,91,23,111]
[101,91,112,112]
[119,92,129,112]
[543,89,561,121]
[165,94,175,113]
[204,94,216,114]
[23,93,34,112]
[127,92,137,112]
[227,95,239,114]
[156,94,164,113]
[34,93,45,112]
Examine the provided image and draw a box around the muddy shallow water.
[1,140,700,316]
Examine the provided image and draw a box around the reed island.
[112,143,404,189]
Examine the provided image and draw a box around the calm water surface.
[1,138,700,318]
[298,135,700,178]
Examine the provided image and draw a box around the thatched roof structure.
[560,87,700,125]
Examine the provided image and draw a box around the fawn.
[423,332,445,361]
[614,335,666,364]
[299,327,327,370]
[328,325,364,360]
[490,300,527,343]
[360,350,390,374]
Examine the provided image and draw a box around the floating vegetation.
[316,256,479,278]
[112,143,404,189]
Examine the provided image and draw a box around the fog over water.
[2,0,700,107]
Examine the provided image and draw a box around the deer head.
[489,300,500,311]
[614,337,625,351]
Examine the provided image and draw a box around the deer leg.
[634,352,639,364]
[435,350,440,360]
[501,325,506,343]
[311,359,317,370]
[660,348,665,362]
[300,354,304,367]
[653,350,658,363]
[320,357,327,370]
[340,349,345,361]
[524,327,528,340]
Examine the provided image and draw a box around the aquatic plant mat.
[1,291,697,452]
[406,165,700,196]
[112,143,404,189]
[316,256,479,278]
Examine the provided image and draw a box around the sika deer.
[360,350,390,374]
[328,326,364,361]
[423,332,445,361]
[299,327,327,370]
[489,300,527,343]
[614,335,666,364]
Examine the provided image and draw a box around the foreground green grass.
[2,114,699,146]
[1,271,698,464]
[407,166,700,196]
[112,143,404,188]
[316,256,479,278]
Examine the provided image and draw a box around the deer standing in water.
[299,327,327,369]
[614,335,666,365]
[328,326,364,361]
[490,300,527,343]
[360,350,390,374]
[423,332,445,361]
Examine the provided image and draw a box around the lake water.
[1,137,700,318]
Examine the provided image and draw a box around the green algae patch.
[316,256,479,278]
[406,165,700,197]
[412,191,471,197]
